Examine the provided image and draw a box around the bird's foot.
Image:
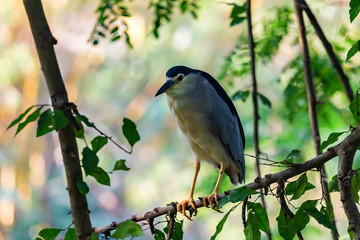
[177,197,197,220]
[202,192,221,212]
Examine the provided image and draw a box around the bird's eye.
[178,75,184,81]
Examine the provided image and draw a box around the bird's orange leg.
[177,162,200,220]
[203,162,225,210]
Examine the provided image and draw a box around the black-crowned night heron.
[155,66,245,219]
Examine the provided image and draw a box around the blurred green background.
[0,0,359,239]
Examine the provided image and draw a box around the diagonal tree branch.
[94,127,360,235]
[293,1,338,239]
[246,0,272,238]
[302,0,354,102]
[23,0,92,239]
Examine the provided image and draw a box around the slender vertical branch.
[302,0,354,102]
[23,0,92,239]
[293,1,338,239]
[246,1,272,239]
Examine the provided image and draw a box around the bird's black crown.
[166,66,195,78]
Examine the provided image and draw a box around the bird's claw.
[202,192,221,212]
[177,198,197,220]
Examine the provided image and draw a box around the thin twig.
[302,0,354,102]
[246,0,271,238]
[293,1,338,239]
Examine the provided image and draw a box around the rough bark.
[334,130,360,239]
[23,0,92,239]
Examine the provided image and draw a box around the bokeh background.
[0,0,359,239]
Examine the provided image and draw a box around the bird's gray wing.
[206,85,245,180]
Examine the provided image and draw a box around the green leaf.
[286,173,314,200]
[91,136,108,153]
[247,202,269,234]
[350,0,360,22]
[320,200,335,224]
[37,228,62,240]
[300,200,339,236]
[217,186,258,209]
[110,26,119,34]
[349,91,360,124]
[16,106,43,136]
[276,209,295,240]
[90,233,99,240]
[76,113,95,127]
[77,180,89,194]
[82,147,99,175]
[74,116,84,138]
[7,105,35,130]
[230,17,246,27]
[351,170,360,203]
[163,220,183,240]
[111,220,143,239]
[211,205,237,240]
[227,2,246,27]
[37,109,55,137]
[231,90,250,102]
[53,109,69,130]
[328,174,339,192]
[292,208,310,232]
[346,40,360,62]
[154,229,166,240]
[349,226,355,240]
[257,92,272,108]
[89,167,110,186]
[320,131,345,152]
[281,149,301,164]
[244,210,261,240]
[112,159,131,172]
[64,228,76,240]
[122,118,140,147]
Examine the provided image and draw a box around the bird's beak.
[155,80,175,97]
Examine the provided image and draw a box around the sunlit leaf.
[89,167,110,186]
[91,136,108,153]
[247,202,269,234]
[122,118,140,147]
[244,210,261,240]
[211,205,237,240]
[300,200,339,236]
[346,40,360,62]
[111,220,143,239]
[37,109,54,137]
[77,180,89,195]
[328,174,339,192]
[7,105,35,130]
[37,228,62,240]
[276,209,295,240]
[64,228,76,240]
[292,208,310,232]
[217,186,258,208]
[258,92,272,108]
[16,106,43,136]
[350,0,360,22]
[351,170,360,203]
[112,159,131,172]
[349,91,360,124]
[320,131,345,152]
[154,229,166,240]
[285,173,314,200]
[231,90,250,102]
[53,109,69,130]
[82,147,99,175]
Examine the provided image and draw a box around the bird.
[155,66,245,220]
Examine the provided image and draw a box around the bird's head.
[155,66,195,97]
